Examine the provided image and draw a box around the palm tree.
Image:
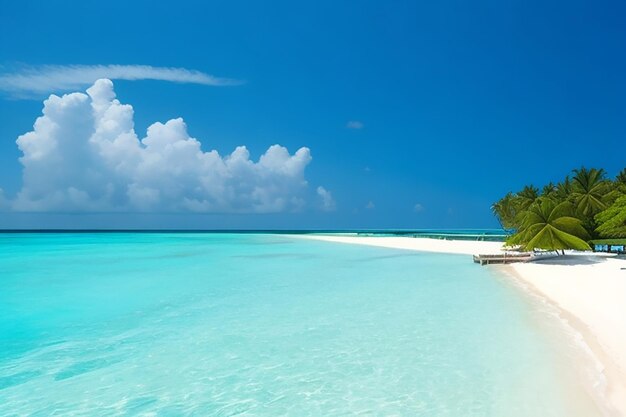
[570,167,612,218]
[515,185,539,209]
[616,168,626,185]
[542,182,556,197]
[510,185,539,227]
[614,168,626,195]
[492,185,539,231]
[507,197,591,252]
[553,176,572,202]
[492,192,517,230]
[595,195,626,238]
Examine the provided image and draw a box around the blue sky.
[0,0,624,229]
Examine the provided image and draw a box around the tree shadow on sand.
[533,254,625,266]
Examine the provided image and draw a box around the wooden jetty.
[473,253,533,265]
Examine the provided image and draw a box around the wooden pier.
[473,253,533,265]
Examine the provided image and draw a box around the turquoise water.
[0,233,600,416]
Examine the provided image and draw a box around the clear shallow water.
[0,233,600,416]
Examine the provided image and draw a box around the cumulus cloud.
[0,64,242,97]
[316,186,336,212]
[12,79,314,213]
[346,120,364,129]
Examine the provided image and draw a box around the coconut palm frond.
[595,195,626,238]
[508,197,591,252]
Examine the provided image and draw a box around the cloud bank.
[0,65,242,96]
[12,79,315,213]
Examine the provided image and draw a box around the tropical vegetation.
[492,167,626,252]
[595,195,626,238]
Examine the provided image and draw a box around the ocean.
[0,233,601,416]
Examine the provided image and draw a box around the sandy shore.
[296,234,504,255]
[506,257,626,415]
[297,234,626,416]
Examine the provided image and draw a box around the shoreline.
[504,257,626,416]
[293,233,504,255]
[295,234,626,416]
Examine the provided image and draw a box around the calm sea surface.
[0,233,601,416]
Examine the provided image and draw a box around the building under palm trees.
[591,239,626,254]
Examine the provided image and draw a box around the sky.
[0,0,624,230]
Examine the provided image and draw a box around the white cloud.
[365,201,375,209]
[346,120,364,129]
[316,186,336,212]
[414,203,424,212]
[12,79,314,213]
[0,64,242,97]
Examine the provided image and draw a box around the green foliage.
[614,168,626,195]
[590,238,626,245]
[506,198,591,251]
[516,185,540,208]
[491,192,517,230]
[570,167,612,219]
[541,182,556,197]
[492,167,626,251]
[553,177,572,202]
[617,168,626,185]
[491,185,538,230]
[595,195,626,238]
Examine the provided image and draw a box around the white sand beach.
[507,257,626,415]
[298,234,504,255]
[298,234,626,415]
